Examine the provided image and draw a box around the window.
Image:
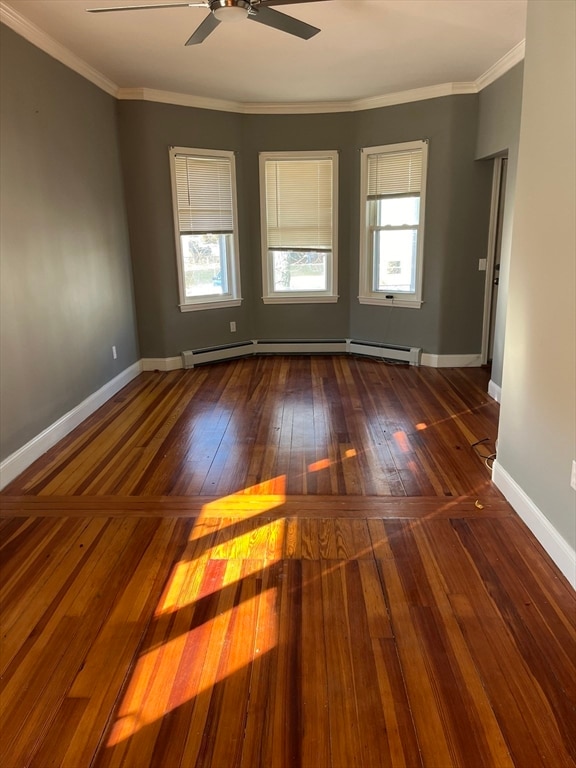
[359,140,428,308]
[169,147,241,311]
[259,151,338,303]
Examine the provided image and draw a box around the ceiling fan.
[87,0,326,46]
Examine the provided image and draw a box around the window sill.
[262,295,339,305]
[358,296,422,309]
[179,298,242,312]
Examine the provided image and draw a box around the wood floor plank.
[342,559,392,768]
[371,637,422,768]
[1,358,574,768]
[0,493,512,518]
[410,522,516,767]
[375,526,456,767]
[299,559,331,768]
[321,560,364,768]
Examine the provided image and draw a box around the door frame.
[481,156,507,365]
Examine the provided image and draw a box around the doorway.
[482,156,508,365]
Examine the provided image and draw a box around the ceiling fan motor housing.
[210,0,254,21]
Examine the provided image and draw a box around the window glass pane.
[377,196,420,226]
[181,233,231,298]
[271,251,328,292]
[374,230,417,293]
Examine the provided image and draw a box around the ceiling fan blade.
[87,3,206,12]
[185,12,221,45]
[248,5,319,39]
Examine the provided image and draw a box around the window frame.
[358,140,428,309]
[259,150,339,304]
[169,146,242,312]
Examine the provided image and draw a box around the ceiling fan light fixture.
[210,0,251,22]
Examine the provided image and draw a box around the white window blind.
[366,148,423,199]
[174,154,233,234]
[264,158,333,251]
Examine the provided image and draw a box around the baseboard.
[141,357,182,371]
[146,342,481,369]
[0,362,141,490]
[492,460,576,589]
[488,379,502,403]
[420,353,483,368]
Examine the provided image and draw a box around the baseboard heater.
[255,339,348,355]
[182,339,421,368]
[348,340,422,366]
[181,341,255,369]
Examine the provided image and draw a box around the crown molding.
[118,81,479,114]
[1,1,525,114]
[0,1,117,96]
[117,87,242,113]
[475,39,526,91]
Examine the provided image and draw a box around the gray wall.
[117,101,251,356]
[0,25,139,461]
[476,63,524,387]
[351,96,493,353]
[118,96,493,358]
[496,0,576,549]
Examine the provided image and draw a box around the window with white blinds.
[366,148,423,199]
[169,147,241,311]
[173,154,234,234]
[259,151,338,303]
[359,140,428,308]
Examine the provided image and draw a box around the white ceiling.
[1,0,527,109]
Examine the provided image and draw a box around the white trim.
[169,146,242,311]
[420,353,483,368]
[481,159,504,364]
[488,379,502,403]
[1,1,524,114]
[141,357,183,372]
[262,295,339,305]
[492,461,576,589]
[0,362,141,491]
[259,150,338,303]
[475,40,526,92]
[179,298,242,312]
[117,81,480,115]
[358,140,428,308]
[118,87,241,113]
[358,297,423,309]
[0,1,117,96]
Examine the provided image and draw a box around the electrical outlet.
[112,345,117,360]
[230,321,236,332]
[571,460,576,491]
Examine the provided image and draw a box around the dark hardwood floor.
[1,356,574,767]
